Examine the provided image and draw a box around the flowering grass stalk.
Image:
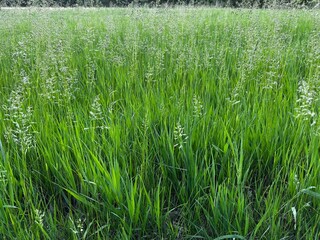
[0,7,319,239]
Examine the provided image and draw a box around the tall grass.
[0,7,319,239]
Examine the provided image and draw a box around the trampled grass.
[0,7,319,239]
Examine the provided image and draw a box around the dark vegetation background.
[0,0,319,8]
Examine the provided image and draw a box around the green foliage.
[0,0,319,7]
[0,7,320,239]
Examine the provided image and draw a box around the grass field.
[0,7,320,239]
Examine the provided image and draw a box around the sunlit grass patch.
[0,7,319,239]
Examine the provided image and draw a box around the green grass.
[0,7,320,239]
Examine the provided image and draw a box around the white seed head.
[35,209,45,227]
[192,95,204,118]
[294,80,317,125]
[89,95,103,121]
[174,121,188,149]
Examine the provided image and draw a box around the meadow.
[0,7,319,239]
